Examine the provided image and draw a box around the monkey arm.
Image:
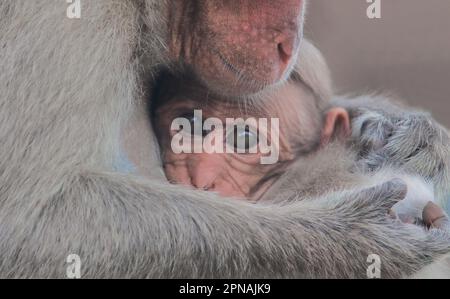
[1,172,448,278]
[333,95,450,204]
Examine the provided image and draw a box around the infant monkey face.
[164,149,281,199]
[152,70,351,200]
[156,100,292,200]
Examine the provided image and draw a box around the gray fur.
[0,1,449,278]
[260,140,450,278]
[337,95,450,205]
[261,96,450,277]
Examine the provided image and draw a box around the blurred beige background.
[305,0,450,127]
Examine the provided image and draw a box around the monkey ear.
[321,107,351,146]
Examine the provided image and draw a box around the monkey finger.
[374,179,408,208]
[422,202,450,230]
[393,213,417,224]
[388,209,397,219]
[431,217,450,232]
[354,179,408,216]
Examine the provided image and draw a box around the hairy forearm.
[1,172,447,278]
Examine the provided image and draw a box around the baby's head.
[152,41,350,200]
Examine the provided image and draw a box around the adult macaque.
[0,1,449,278]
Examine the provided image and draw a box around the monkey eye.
[176,111,214,137]
[226,126,258,153]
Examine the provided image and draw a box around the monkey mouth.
[213,50,273,95]
[216,51,241,77]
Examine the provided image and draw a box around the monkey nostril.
[202,182,215,191]
[191,175,215,191]
[278,42,292,66]
[277,31,299,68]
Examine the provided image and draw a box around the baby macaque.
[152,66,350,201]
[151,42,450,235]
[152,70,449,231]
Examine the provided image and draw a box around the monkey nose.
[191,176,215,191]
[189,162,218,191]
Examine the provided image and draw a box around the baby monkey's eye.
[176,111,213,137]
[226,126,258,153]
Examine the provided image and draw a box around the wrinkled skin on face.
[165,0,305,96]
[156,101,291,200]
[151,71,335,200]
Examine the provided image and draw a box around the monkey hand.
[422,201,450,231]
[352,109,449,172]
[291,178,450,278]
[334,179,408,222]
[339,178,450,247]
[349,104,450,201]
[389,175,450,233]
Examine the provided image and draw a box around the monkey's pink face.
[167,0,305,96]
[155,99,293,200]
[154,98,294,200]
